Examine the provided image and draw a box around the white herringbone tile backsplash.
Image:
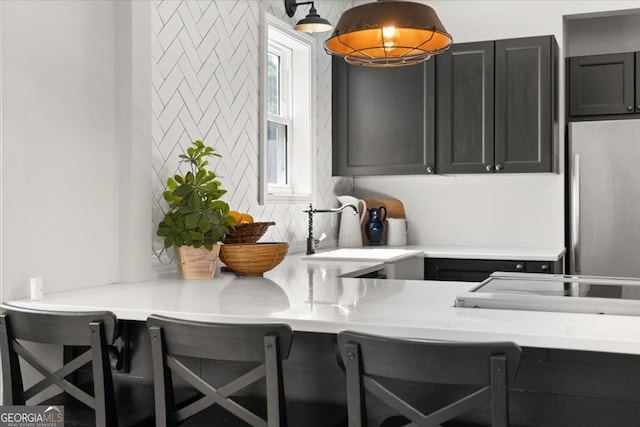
[151,0,354,267]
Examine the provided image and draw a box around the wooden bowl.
[219,242,289,276]
[223,222,276,244]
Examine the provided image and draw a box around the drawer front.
[526,261,552,273]
[424,258,561,281]
[424,258,525,281]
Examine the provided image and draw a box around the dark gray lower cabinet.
[332,57,435,176]
[424,258,560,281]
[568,53,636,117]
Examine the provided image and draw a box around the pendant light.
[284,0,333,33]
[324,0,452,67]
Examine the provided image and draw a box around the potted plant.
[156,140,235,279]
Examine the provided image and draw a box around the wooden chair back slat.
[338,331,521,427]
[146,315,292,361]
[147,314,292,427]
[338,332,520,384]
[0,304,119,427]
[0,304,117,346]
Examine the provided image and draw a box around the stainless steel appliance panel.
[569,119,640,278]
[455,272,640,316]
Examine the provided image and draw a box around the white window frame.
[259,13,316,205]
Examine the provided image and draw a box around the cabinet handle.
[426,166,433,174]
[572,153,581,274]
[627,105,634,112]
[485,165,494,172]
[637,105,640,111]
[516,263,524,270]
[495,164,503,172]
[541,264,549,271]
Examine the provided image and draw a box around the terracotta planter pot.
[174,245,221,279]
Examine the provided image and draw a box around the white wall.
[566,11,640,57]
[150,1,354,265]
[118,1,153,283]
[0,1,146,300]
[0,0,353,301]
[356,1,640,249]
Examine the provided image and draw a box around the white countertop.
[406,245,566,261]
[8,252,640,355]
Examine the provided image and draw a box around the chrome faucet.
[303,203,358,255]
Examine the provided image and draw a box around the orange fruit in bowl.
[228,211,254,225]
[228,210,242,224]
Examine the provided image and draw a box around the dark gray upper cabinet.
[495,36,558,173]
[333,35,558,176]
[636,53,640,113]
[568,53,635,117]
[437,36,558,174]
[436,41,494,174]
[332,57,435,176]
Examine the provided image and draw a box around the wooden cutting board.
[360,197,406,246]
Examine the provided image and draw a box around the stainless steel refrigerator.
[569,119,640,278]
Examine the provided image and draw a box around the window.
[266,43,291,190]
[260,14,316,204]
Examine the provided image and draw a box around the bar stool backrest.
[146,314,292,427]
[337,331,522,427]
[0,304,119,427]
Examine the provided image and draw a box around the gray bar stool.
[337,331,522,427]
[146,314,292,427]
[0,304,121,427]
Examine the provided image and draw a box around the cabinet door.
[636,53,640,113]
[569,53,635,117]
[332,58,435,176]
[525,261,551,274]
[495,36,556,173]
[436,41,494,174]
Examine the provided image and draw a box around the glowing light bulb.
[382,26,397,39]
[382,26,397,52]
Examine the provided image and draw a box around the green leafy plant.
[157,140,235,250]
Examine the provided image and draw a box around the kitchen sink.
[302,248,422,262]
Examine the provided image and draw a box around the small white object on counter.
[30,277,43,301]
[337,195,366,248]
[386,218,408,246]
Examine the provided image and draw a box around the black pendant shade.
[284,0,333,33]
[324,0,453,67]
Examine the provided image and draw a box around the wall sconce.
[324,0,453,67]
[284,0,333,33]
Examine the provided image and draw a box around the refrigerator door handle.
[571,153,581,274]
